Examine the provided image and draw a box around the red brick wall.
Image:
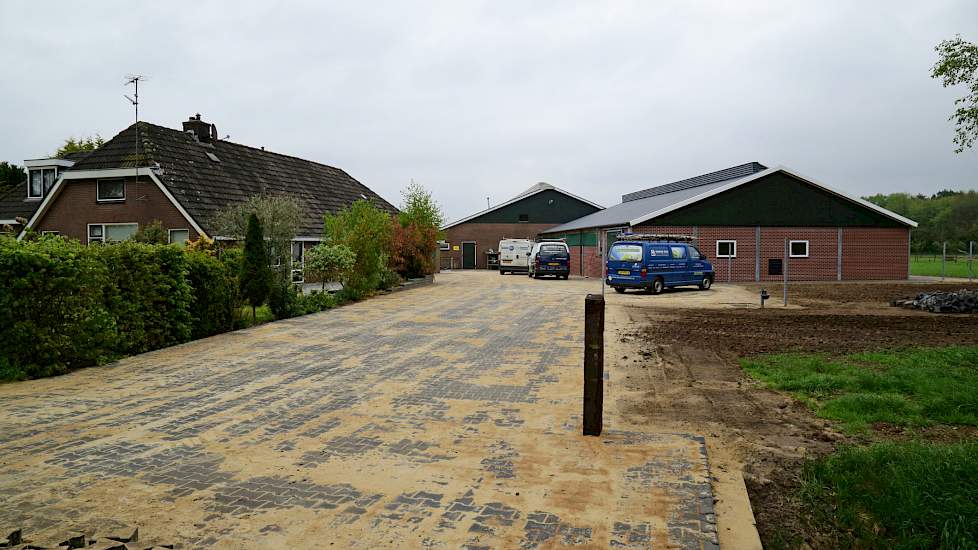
[36,177,199,243]
[442,222,557,269]
[612,224,910,281]
[842,227,910,280]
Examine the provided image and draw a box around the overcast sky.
[2,1,977,222]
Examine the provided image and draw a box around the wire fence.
[912,241,976,282]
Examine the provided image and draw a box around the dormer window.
[28,168,57,199]
[97,179,125,202]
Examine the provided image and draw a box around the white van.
[498,238,533,274]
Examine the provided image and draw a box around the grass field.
[742,346,978,432]
[744,346,978,548]
[911,256,976,278]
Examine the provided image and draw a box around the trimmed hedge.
[0,236,237,381]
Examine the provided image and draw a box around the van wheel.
[499,270,505,275]
[698,276,712,290]
[651,278,664,295]
[562,274,569,280]
[614,287,625,294]
[527,270,533,278]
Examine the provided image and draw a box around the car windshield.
[609,244,642,262]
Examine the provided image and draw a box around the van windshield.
[609,244,643,262]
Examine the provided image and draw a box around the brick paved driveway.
[0,271,716,549]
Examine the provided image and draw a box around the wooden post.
[583,293,605,436]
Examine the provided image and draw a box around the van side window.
[670,246,686,259]
[649,245,669,257]
[688,247,701,260]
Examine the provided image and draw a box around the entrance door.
[462,242,476,269]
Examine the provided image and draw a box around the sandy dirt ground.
[605,279,978,548]
[0,271,719,549]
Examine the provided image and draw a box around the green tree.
[240,213,272,321]
[305,243,357,291]
[133,220,169,244]
[323,200,394,296]
[932,35,978,153]
[0,162,27,195]
[212,194,304,270]
[54,135,104,158]
[398,180,444,229]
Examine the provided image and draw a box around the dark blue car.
[607,240,714,294]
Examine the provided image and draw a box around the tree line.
[865,190,978,254]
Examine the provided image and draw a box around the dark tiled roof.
[71,122,397,236]
[0,183,41,222]
[621,162,767,203]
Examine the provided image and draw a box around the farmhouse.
[1,114,396,277]
[542,162,917,281]
[440,183,602,269]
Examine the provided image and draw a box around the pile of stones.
[892,289,978,313]
[0,528,174,550]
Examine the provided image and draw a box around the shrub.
[133,220,169,244]
[185,251,235,338]
[323,199,393,295]
[297,290,337,315]
[0,235,117,379]
[391,222,438,279]
[241,213,272,320]
[94,241,193,354]
[304,243,356,291]
[268,275,301,320]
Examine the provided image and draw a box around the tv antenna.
[124,74,148,173]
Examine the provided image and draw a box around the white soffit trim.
[628,165,918,228]
[20,167,210,239]
[441,186,603,230]
[24,158,75,169]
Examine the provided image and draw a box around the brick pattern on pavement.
[0,271,717,549]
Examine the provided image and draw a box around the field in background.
[911,255,976,278]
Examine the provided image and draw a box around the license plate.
[501,259,511,263]
[548,262,560,266]
[617,270,631,275]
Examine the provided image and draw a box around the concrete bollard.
[583,293,605,436]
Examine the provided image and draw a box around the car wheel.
[651,277,664,295]
[499,270,505,275]
[699,276,712,290]
[562,274,569,280]
[614,287,625,294]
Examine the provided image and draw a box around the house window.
[41,230,60,236]
[789,240,809,258]
[439,240,450,251]
[291,241,305,283]
[88,223,138,244]
[716,240,737,258]
[518,214,529,222]
[97,179,125,202]
[28,168,57,198]
[168,229,190,246]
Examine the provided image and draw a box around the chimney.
[183,113,212,142]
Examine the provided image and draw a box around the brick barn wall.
[842,227,910,280]
[623,224,909,281]
[36,177,199,243]
[442,222,556,269]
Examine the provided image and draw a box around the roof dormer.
[23,158,75,199]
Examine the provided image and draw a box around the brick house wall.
[442,222,556,269]
[579,224,912,281]
[35,176,199,243]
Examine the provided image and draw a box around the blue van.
[607,239,714,294]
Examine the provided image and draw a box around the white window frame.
[87,222,138,244]
[438,240,450,251]
[28,167,58,199]
[291,240,304,283]
[40,230,60,236]
[789,240,809,258]
[715,240,737,258]
[168,228,190,246]
[96,178,126,202]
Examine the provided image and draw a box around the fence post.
[727,255,732,283]
[942,242,947,280]
[583,294,604,436]
[970,241,974,283]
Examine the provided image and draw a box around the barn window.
[518,214,529,222]
[789,240,809,258]
[716,240,736,258]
